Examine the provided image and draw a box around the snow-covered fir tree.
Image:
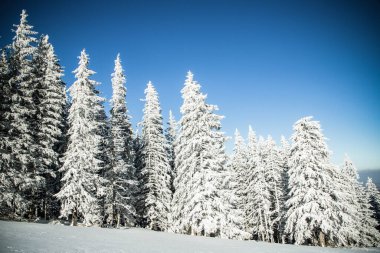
[244,125,259,237]
[220,129,251,240]
[32,35,66,219]
[165,110,177,194]
[56,49,106,226]
[340,156,380,246]
[132,129,145,226]
[6,9,40,217]
[328,162,360,247]
[138,81,172,231]
[0,49,10,137]
[249,136,273,242]
[285,116,342,247]
[228,128,250,236]
[278,135,290,243]
[367,177,380,232]
[97,103,111,223]
[171,71,227,237]
[0,48,13,216]
[105,54,137,227]
[264,136,286,243]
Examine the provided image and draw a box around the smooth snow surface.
[0,221,379,253]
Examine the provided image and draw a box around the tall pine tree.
[171,71,227,237]
[32,35,66,219]
[278,135,290,243]
[265,136,286,243]
[285,116,341,246]
[56,50,106,226]
[244,126,260,237]
[138,81,171,231]
[249,136,272,242]
[0,48,13,216]
[7,10,39,217]
[220,129,251,240]
[105,54,137,227]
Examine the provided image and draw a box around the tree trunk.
[116,212,121,228]
[44,198,47,220]
[12,199,16,218]
[112,204,116,226]
[319,231,326,247]
[71,208,78,226]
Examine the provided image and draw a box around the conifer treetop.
[342,154,359,181]
[110,53,128,111]
[12,9,37,54]
[73,49,96,81]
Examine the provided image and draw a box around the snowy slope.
[0,220,378,253]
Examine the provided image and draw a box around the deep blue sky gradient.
[1,0,380,170]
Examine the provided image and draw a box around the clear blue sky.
[1,0,379,170]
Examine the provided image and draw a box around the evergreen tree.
[139,81,172,231]
[220,129,251,240]
[249,136,273,242]
[0,49,11,142]
[97,104,111,224]
[171,71,227,237]
[341,156,380,246]
[278,135,290,243]
[231,129,250,233]
[165,110,177,194]
[0,48,13,216]
[6,9,39,217]
[328,163,359,246]
[285,116,341,247]
[367,177,380,231]
[244,125,259,237]
[133,129,144,225]
[265,136,286,243]
[32,35,66,219]
[56,50,106,226]
[105,54,137,227]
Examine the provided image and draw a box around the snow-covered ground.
[0,220,378,253]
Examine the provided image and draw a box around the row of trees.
[1,10,380,248]
[0,10,66,220]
